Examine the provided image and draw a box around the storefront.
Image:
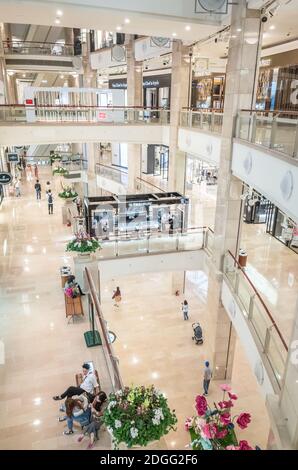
[185,155,218,190]
[243,189,273,225]
[141,144,169,179]
[191,74,225,110]
[256,49,298,111]
[108,73,171,108]
[266,205,298,254]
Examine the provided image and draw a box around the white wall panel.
[178,128,221,165]
[232,141,298,223]
[221,280,276,397]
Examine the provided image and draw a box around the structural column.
[206,2,263,379]
[168,40,190,193]
[126,35,143,192]
[0,23,14,104]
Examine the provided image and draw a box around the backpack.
[48,194,53,204]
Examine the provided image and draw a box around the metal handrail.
[227,250,288,352]
[0,104,169,110]
[3,40,74,47]
[84,267,123,391]
[136,177,166,193]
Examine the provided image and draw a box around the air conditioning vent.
[111,45,126,62]
[150,37,171,48]
[195,0,228,14]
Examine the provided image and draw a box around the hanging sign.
[7,153,19,163]
[0,172,12,185]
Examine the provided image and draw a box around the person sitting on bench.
[64,275,85,296]
[60,395,91,435]
[77,391,107,449]
[53,363,99,402]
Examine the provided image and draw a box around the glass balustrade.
[223,251,288,390]
[236,111,298,159]
[180,110,223,134]
[3,41,74,56]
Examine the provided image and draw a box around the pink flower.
[220,413,231,425]
[220,384,232,392]
[218,400,234,410]
[65,287,73,298]
[216,428,228,439]
[201,423,217,440]
[184,417,194,431]
[239,440,253,450]
[236,413,251,430]
[195,395,208,416]
[226,445,239,450]
[228,392,238,400]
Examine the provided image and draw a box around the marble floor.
[101,271,270,450]
[0,168,112,450]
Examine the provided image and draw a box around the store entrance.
[266,204,298,254]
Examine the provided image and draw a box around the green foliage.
[53,166,69,176]
[103,386,177,449]
[66,234,101,253]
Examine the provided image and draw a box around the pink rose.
[220,384,232,392]
[184,417,194,431]
[218,400,234,410]
[195,395,208,416]
[216,428,228,439]
[201,423,217,440]
[220,413,231,425]
[228,392,238,400]
[236,413,251,430]
[239,440,253,450]
[226,445,239,450]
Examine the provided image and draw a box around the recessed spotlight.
[55,18,60,25]
[231,35,237,38]
[60,74,64,79]
[22,73,26,78]
[7,71,14,76]
[41,80,47,84]
[124,18,130,24]
[172,32,177,37]
[269,25,276,30]
[56,10,63,17]
[237,28,242,32]
[185,25,191,31]
[116,26,122,31]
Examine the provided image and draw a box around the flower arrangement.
[64,286,80,298]
[53,166,69,176]
[185,384,258,450]
[58,185,78,199]
[50,153,62,164]
[103,385,177,449]
[66,231,101,253]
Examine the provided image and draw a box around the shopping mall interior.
[0,0,298,452]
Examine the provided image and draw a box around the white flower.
[116,390,123,397]
[130,427,138,439]
[107,401,117,412]
[115,420,122,429]
[87,240,92,246]
[152,417,160,425]
[154,408,164,420]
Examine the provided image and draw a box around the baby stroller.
[192,322,203,345]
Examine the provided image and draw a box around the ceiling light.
[56,10,63,17]
[60,74,64,79]
[237,28,242,32]
[55,19,61,25]
[124,18,130,24]
[7,70,14,76]
[116,26,122,31]
[22,73,26,78]
[41,80,47,84]
[185,25,191,31]
[172,32,177,37]
[269,25,276,30]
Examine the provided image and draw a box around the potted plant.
[66,231,101,256]
[185,384,260,450]
[103,385,177,449]
[53,166,69,176]
[50,153,62,165]
[58,184,78,200]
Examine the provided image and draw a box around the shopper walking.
[34,164,39,179]
[45,181,52,194]
[47,190,53,214]
[203,361,212,396]
[14,179,21,197]
[34,179,41,200]
[181,300,189,320]
[112,287,121,307]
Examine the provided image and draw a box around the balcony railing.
[223,250,288,390]
[236,109,298,159]
[0,105,171,125]
[180,108,223,134]
[3,40,74,56]
[96,163,128,186]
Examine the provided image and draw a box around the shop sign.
[99,112,107,119]
[7,153,19,162]
[109,74,171,90]
[260,58,271,67]
[0,172,12,185]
